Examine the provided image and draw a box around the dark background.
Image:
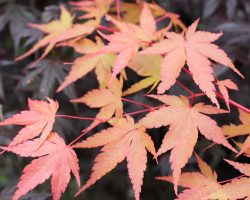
[0,0,250,199]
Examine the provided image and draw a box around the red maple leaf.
[11,132,80,200]
[0,98,58,147]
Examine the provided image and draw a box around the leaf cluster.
[0,1,250,200]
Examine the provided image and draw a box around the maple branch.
[97,25,116,33]
[176,80,199,105]
[182,67,193,76]
[215,92,250,114]
[123,105,164,117]
[121,97,153,109]
[156,14,170,23]
[218,174,246,184]
[67,105,165,146]
[56,114,101,121]
[68,122,103,147]
[0,149,6,155]
[188,93,207,99]
[182,67,250,113]
[116,0,121,20]
[176,80,194,96]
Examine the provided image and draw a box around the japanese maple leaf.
[207,159,250,200]
[225,159,250,177]
[71,74,123,124]
[156,153,220,199]
[123,54,161,96]
[57,36,115,92]
[73,117,156,200]
[117,2,185,30]
[233,140,250,158]
[141,19,243,106]
[58,36,102,54]
[0,98,58,147]
[11,132,80,200]
[223,109,250,155]
[157,154,250,200]
[117,2,163,24]
[217,79,238,110]
[139,95,236,193]
[15,5,97,65]
[97,2,157,80]
[70,0,114,22]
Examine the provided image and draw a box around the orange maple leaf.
[207,159,250,200]
[58,36,102,54]
[157,154,250,200]
[233,140,250,158]
[139,95,236,193]
[225,159,250,176]
[71,74,123,124]
[0,98,58,147]
[117,1,186,31]
[11,132,80,200]
[156,153,219,199]
[141,19,243,106]
[70,0,114,21]
[15,5,97,65]
[57,36,115,92]
[122,54,161,96]
[73,117,156,200]
[223,109,250,156]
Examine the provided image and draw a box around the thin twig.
[116,0,121,20]
[182,68,250,113]
[176,80,194,96]
[68,122,102,147]
[97,25,116,33]
[218,174,246,184]
[56,114,100,121]
[121,97,153,109]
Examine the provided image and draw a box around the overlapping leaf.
[117,1,185,30]
[70,0,114,22]
[123,54,161,96]
[10,132,80,200]
[157,154,250,200]
[71,74,123,123]
[233,141,250,157]
[15,5,97,65]
[97,2,157,80]
[139,95,236,193]
[142,19,243,106]
[207,159,250,200]
[111,1,163,23]
[0,98,58,147]
[73,117,156,200]
[217,79,238,110]
[223,109,250,155]
[57,36,115,92]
